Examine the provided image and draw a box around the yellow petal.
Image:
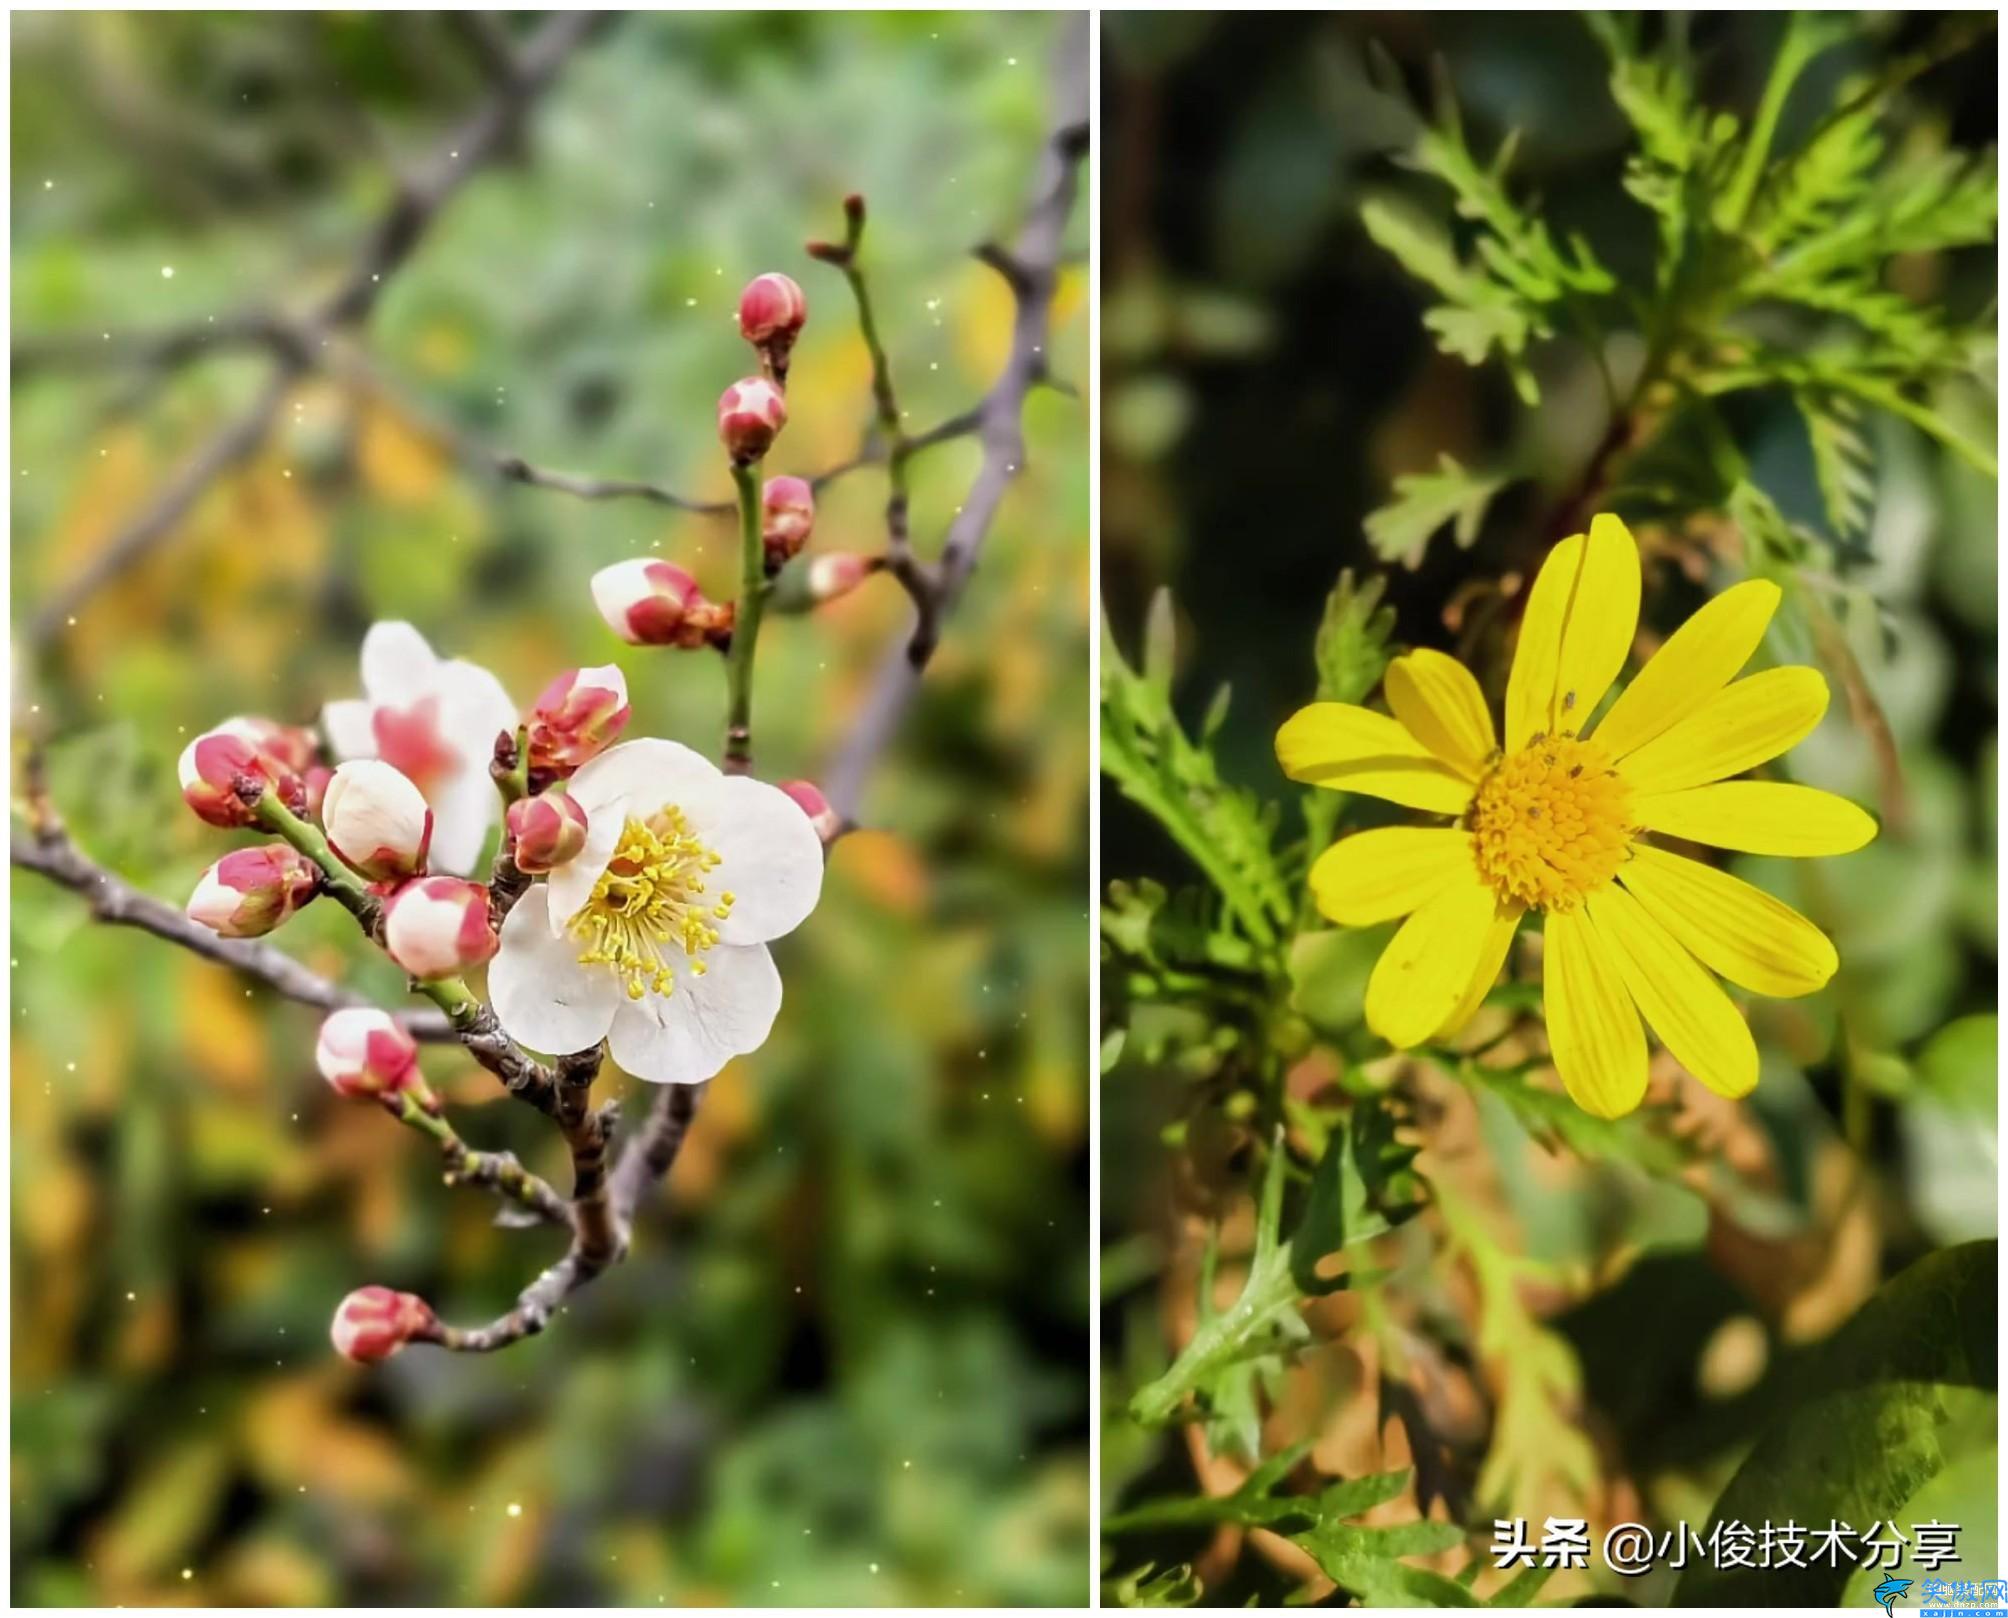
[1616,667,1829,796]
[1504,513,1641,752]
[1276,703,1474,814]
[1543,906,1648,1118]
[1617,844,1838,997]
[1433,898,1525,1041]
[1364,872,1500,1048]
[1634,781,1878,857]
[1586,883,1758,1099]
[1309,827,1475,926]
[1384,649,1496,779]
[1593,579,1780,760]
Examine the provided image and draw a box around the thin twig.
[822,18,1088,823]
[393,1091,571,1225]
[609,1080,707,1225]
[9,821,454,1040]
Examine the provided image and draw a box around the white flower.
[489,738,824,1084]
[322,622,516,876]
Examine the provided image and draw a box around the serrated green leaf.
[1363,454,1511,569]
[1312,569,1397,705]
[1796,389,1876,540]
[1103,1561,1202,1608]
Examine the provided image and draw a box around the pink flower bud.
[807,552,879,605]
[382,877,497,980]
[590,559,724,649]
[330,1285,437,1363]
[315,1007,421,1102]
[717,377,787,462]
[526,666,630,775]
[762,475,816,569]
[303,765,333,821]
[322,760,433,883]
[219,715,319,776]
[778,779,843,845]
[179,727,306,828]
[737,271,807,348]
[186,844,320,938]
[506,785,590,874]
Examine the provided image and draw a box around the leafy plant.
[1102,12,1995,1607]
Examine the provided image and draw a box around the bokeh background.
[12,11,1088,1606]
[1102,11,1995,1605]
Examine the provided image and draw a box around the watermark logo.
[1877,1578,1914,1615]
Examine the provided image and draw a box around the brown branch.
[330,341,982,518]
[10,818,453,1040]
[821,18,1088,824]
[426,1050,652,1355]
[609,1079,707,1225]
[394,1092,571,1226]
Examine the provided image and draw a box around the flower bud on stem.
[491,726,531,805]
[252,789,377,925]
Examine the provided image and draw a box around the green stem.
[418,975,483,1028]
[256,795,374,917]
[1717,14,1822,232]
[722,459,769,773]
[392,1091,569,1224]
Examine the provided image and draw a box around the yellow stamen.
[571,809,727,999]
[1468,732,1633,912]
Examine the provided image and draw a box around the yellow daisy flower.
[1275,513,1877,1119]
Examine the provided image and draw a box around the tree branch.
[10,819,454,1040]
[821,18,1088,823]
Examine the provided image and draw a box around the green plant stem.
[722,459,768,773]
[256,795,375,919]
[392,1090,569,1224]
[840,253,914,549]
[1717,15,1824,232]
[419,975,483,1028]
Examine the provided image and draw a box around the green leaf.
[1914,1013,1997,1117]
[1101,594,1294,951]
[1364,454,1511,568]
[1102,1562,1202,1608]
[1289,1100,1424,1298]
[1126,1119,1420,1438]
[1675,1240,1998,1607]
[1797,389,1876,540]
[1313,569,1397,705]
[1108,1454,1477,1608]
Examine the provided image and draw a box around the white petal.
[322,698,377,761]
[679,774,825,944]
[436,656,519,762]
[566,737,720,822]
[359,621,439,703]
[544,804,622,932]
[490,887,621,1055]
[605,943,780,1085]
[427,768,500,876]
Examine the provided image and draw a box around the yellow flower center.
[1468,733,1633,912]
[571,809,735,999]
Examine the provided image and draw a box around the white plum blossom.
[489,739,824,1085]
[322,622,516,876]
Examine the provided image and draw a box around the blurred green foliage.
[12,11,1087,1606]
[1101,11,1994,1607]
